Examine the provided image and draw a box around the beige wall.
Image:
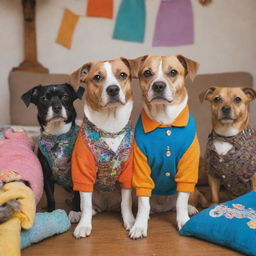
[0,0,255,124]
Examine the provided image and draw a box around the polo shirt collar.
[141,105,189,133]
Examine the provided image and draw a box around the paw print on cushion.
[247,220,256,229]
[209,203,256,229]
[233,204,245,210]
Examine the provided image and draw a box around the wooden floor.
[22,187,241,256]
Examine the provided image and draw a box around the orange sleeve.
[132,142,154,197]
[71,132,97,192]
[118,147,133,189]
[175,135,200,193]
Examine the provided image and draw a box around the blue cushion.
[21,209,71,249]
[179,192,256,256]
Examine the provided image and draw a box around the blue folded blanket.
[21,209,71,249]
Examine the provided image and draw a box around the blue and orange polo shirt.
[133,105,200,197]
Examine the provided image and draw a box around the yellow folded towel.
[0,182,35,256]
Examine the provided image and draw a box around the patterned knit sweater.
[38,124,79,190]
[72,117,133,192]
[206,128,256,196]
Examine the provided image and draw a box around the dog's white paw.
[129,223,148,239]
[68,211,81,223]
[177,214,190,230]
[188,205,199,216]
[73,224,92,239]
[92,208,97,216]
[123,214,135,231]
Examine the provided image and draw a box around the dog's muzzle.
[105,85,123,106]
[219,105,235,122]
[149,81,172,103]
[47,104,66,121]
[52,104,62,114]
[106,85,120,98]
[152,81,166,94]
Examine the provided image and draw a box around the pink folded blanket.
[0,129,43,204]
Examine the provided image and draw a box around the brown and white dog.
[200,87,256,205]
[128,55,202,239]
[70,58,135,238]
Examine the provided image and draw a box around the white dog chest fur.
[213,140,233,155]
[104,134,125,152]
[213,127,239,155]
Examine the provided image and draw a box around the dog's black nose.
[221,105,231,114]
[107,85,120,97]
[152,81,166,93]
[53,105,62,113]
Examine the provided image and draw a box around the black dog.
[22,83,84,221]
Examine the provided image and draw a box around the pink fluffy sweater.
[0,129,43,204]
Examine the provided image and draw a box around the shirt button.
[166,151,171,157]
[165,172,171,177]
[222,175,226,179]
[166,130,172,136]
[227,184,231,187]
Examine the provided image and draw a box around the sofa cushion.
[180,192,256,255]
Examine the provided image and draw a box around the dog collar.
[83,115,131,138]
[209,128,256,148]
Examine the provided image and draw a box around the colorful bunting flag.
[152,0,194,47]
[113,0,146,43]
[56,9,80,49]
[86,0,113,19]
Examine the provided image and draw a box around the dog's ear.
[242,87,256,102]
[76,86,85,100]
[176,55,200,81]
[120,57,132,79]
[199,87,217,103]
[21,85,42,107]
[70,62,92,89]
[126,55,148,79]
[65,83,85,100]
[120,57,131,69]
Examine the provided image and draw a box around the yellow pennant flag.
[56,9,80,49]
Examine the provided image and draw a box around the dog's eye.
[40,96,47,102]
[234,97,242,103]
[62,95,70,101]
[93,74,102,82]
[214,96,221,103]
[120,72,128,79]
[143,70,153,77]
[169,69,178,77]
[81,69,87,75]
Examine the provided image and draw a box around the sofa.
[9,70,253,185]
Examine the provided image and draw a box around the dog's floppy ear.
[120,57,131,69]
[199,87,217,103]
[76,86,85,100]
[242,87,256,102]
[21,85,42,107]
[176,55,200,81]
[70,62,92,89]
[126,55,148,79]
[65,83,85,100]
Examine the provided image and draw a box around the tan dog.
[70,58,135,238]
[200,86,256,205]
[128,55,207,239]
